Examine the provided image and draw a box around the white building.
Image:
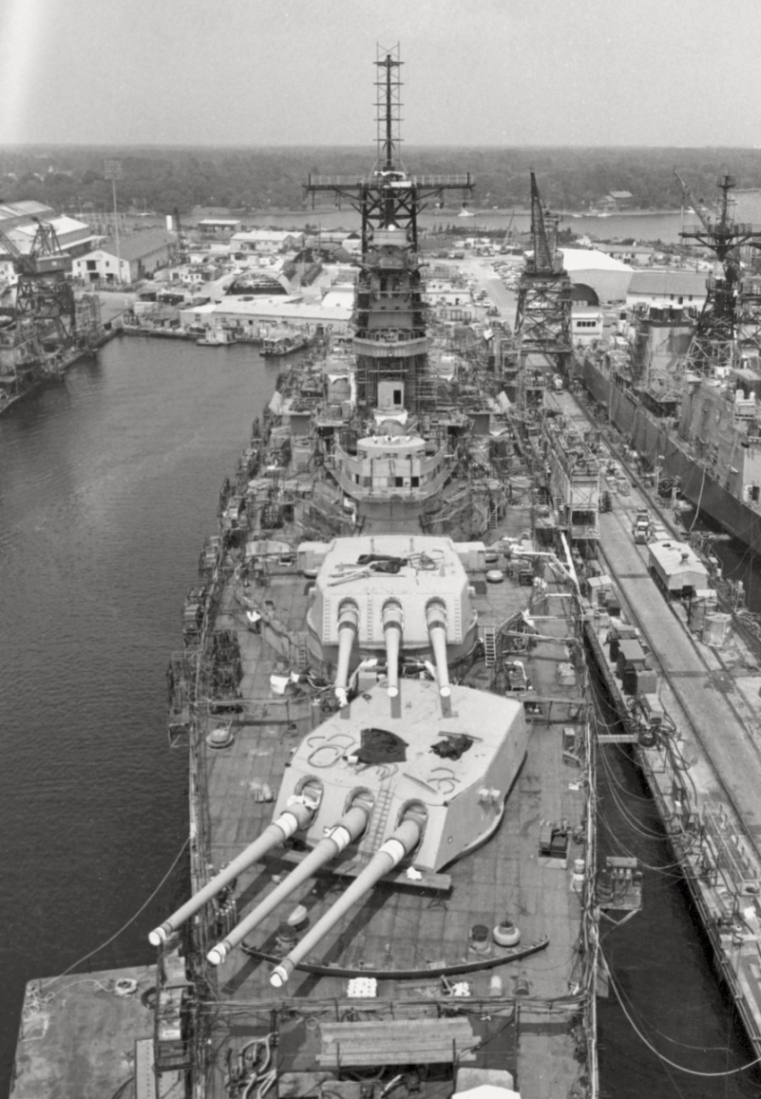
[560,248,634,305]
[179,286,353,339]
[231,229,304,255]
[626,270,708,311]
[71,229,174,284]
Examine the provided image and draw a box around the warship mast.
[676,172,761,371]
[305,45,473,418]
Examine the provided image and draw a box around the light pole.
[103,159,123,284]
[655,454,664,497]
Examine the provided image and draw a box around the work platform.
[10,965,183,1099]
[584,436,761,1056]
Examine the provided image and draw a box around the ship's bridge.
[334,432,448,501]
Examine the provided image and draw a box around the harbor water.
[0,338,281,1093]
[1,334,760,1096]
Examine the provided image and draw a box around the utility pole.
[103,159,123,284]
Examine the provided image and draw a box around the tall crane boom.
[529,171,555,274]
[673,170,716,236]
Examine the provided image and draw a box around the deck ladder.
[293,632,310,671]
[483,626,497,667]
[357,782,394,859]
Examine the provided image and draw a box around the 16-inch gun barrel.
[148,800,314,946]
[382,599,403,698]
[426,599,451,698]
[207,803,370,966]
[334,600,359,705]
[270,817,421,988]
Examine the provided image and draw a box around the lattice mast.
[514,171,572,407]
[676,172,761,370]
[304,46,473,416]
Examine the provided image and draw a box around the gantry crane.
[513,171,572,408]
[0,217,76,374]
[674,172,761,370]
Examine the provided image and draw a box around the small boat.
[196,327,235,346]
[261,328,309,357]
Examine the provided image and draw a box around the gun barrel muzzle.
[270,817,421,988]
[207,803,369,966]
[148,800,314,947]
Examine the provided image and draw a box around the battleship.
[152,52,600,1099]
[8,52,602,1099]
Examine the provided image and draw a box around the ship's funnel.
[270,817,421,988]
[426,599,451,698]
[335,600,359,706]
[207,802,370,966]
[382,599,403,698]
[148,800,314,947]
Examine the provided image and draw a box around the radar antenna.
[677,173,761,371]
[303,47,473,416]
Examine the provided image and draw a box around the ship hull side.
[580,355,761,553]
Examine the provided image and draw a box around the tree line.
[2,145,761,216]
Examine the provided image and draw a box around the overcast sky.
[1,0,759,148]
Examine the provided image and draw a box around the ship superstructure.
[577,175,761,553]
[238,51,516,544]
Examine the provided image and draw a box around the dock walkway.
[598,464,761,858]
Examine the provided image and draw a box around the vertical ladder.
[292,632,310,672]
[357,782,394,859]
[483,626,497,667]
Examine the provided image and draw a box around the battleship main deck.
[179,503,596,1099]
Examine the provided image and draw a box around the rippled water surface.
[0,338,280,1092]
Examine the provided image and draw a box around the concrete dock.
[10,965,183,1099]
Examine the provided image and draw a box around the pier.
[550,388,761,1054]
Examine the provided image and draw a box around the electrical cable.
[605,955,761,1077]
[40,835,190,988]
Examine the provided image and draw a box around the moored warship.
[152,51,600,1099]
[578,174,761,559]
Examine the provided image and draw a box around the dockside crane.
[513,171,572,408]
[0,217,76,373]
[674,171,761,370]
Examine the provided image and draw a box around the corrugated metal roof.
[98,230,174,261]
[629,270,707,295]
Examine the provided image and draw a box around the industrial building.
[559,248,634,305]
[230,229,304,255]
[71,230,175,284]
[178,285,353,339]
[626,269,708,311]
